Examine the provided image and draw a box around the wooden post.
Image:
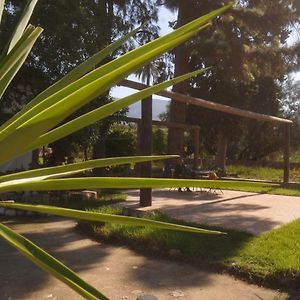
[139,95,152,207]
[135,121,141,177]
[283,124,291,184]
[193,128,200,170]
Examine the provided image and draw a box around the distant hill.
[127,98,170,120]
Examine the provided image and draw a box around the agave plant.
[0,1,232,299]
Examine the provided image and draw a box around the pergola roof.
[120,79,292,125]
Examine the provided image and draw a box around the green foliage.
[105,123,137,157]
[152,127,167,154]
[0,1,232,298]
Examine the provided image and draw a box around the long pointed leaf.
[0,24,35,73]
[0,177,276,194]
[0,223,108,300]
[0,53,27,98]
[0,25,42,82]
[0,41,35,98]
[0,117,57,165]
[0,0,4,25]
[0,155,178,182]
[7,0,38,53]
[0,203,223,234]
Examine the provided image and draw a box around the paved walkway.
[0,218,288,300]
[125,189,300,235]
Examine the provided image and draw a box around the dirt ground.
[0,217,291,300]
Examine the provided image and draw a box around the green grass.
[236,219,300,278]
[227,164,300,183]
[85,207,300,286]
[54,191,127,210]
[187,180,300,196]
[223,183,300,196]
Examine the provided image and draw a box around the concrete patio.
[124,189,300,235]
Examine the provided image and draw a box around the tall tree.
[161,0,300,167]
[166,1,193,158]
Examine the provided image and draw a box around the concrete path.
[0,217,288,300]
[125,189,300,235]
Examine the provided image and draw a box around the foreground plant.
[0,1,232,299]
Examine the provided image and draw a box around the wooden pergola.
[120,79,293,206]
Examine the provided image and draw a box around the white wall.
[0,152,32,172]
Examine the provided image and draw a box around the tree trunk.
[167,1,193,160]
[92,138,106,176]
[215,131,228,174]
[84,147,89,161]
[31,149,39,169]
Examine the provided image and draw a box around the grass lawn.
[236,219,300,279]
[56,190,127,210]
[184,179,300,196]
[226,164,300,183]
[83,206,300,286]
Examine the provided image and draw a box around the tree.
[161,0,300,168]
[164,1,197,158]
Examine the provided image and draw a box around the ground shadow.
[0,217,110,299]
[0,216,246,299]
[158,201,280,235]
[126,189,282,235]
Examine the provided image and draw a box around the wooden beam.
[283,124,291,184]
[120,79,293,125]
